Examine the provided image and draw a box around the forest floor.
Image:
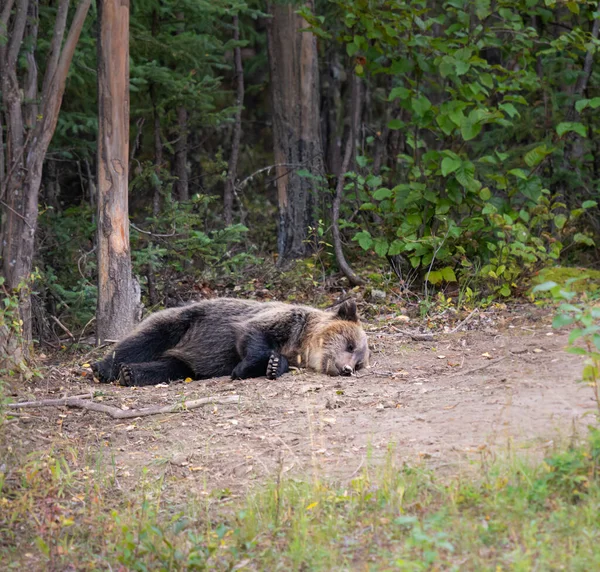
[4,302,592,504]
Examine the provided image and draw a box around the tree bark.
[224,14,244,226]
[266,1,324,264]
[96,0,138,344]
[0,0,91,361]
[332,71,365,287]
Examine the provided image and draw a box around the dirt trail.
[5,307,594,496]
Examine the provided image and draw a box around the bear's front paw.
[118,365,135,387]
[91,360,114,383]
[266,352,288,380]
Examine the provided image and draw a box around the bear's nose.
[341,365,353,376]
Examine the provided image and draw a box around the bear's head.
[307,299,369,376]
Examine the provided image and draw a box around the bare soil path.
[4,305,593,500]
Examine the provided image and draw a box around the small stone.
[171,453,189,466]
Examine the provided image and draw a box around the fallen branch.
[9,394,241,419]
[8,393,94,407]
[450,355,509,378]
[50,315,75,339]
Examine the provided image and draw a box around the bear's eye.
[346,343,355,353]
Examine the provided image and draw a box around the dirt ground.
[4,304,595,499]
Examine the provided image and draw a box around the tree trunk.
[224,14,244,226]
[0,0,91,365]
[152,106,162,216]
[96,0,138,344]
[266,1,324,263]
[174,106,189,202]
[556,15,599,209]
[332,71,365,287]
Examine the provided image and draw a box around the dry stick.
[389,326,435,341]
[50,315,75,339]
[447,308,479,335]
[9,394,241,419]
[450,355,509,378]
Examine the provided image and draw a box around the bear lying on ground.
[91,298,369,386]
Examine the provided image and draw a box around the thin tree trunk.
[325,49,344,178]
[557,15,599,209]
[266,1,324,263]
[96,0,138,344]
[332,72,365,287]
[224,14,244,226]
[152,107,162,216]
[174,106,189,202]
[0,0,91,361]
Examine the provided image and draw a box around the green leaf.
[575,99,590,112]
[582,200,597,209]
[479,187,491,201]
[531,281,558,292]
[373,237,389,257]
[388,240,405,256]
[589,97,600,109]
[441,267,457,282]
[441,157,461,177]
[554,214,567,229]
[573,233,595,247]
[356,155,368,168]
[426,270,442,285]
[508,168,528,180]
[388,119,406,130]
[455,161,481,192]
[460,117,482,141]
[347,42,359,57]
[499,102,519,118]
[499,284,511,297]
[556,122,587,138]
[552,314,574,328]
[524,145,552,168]
[411,95,432,117]
[373,188,392,200]
[354,231,373,251]
[389,87,410,101]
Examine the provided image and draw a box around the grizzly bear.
[91,298,369,386]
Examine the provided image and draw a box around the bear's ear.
[334,299,358,322]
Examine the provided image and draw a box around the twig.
[447,308,479,334]
[237,163,304,191]
[130,222,177,238]
[9,394,241,419]
[50,315,75,339]
[450,355,509,378]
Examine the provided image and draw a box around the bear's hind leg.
[93,323,189,383]
[118,358,194,387]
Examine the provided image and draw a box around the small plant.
[533,279,600,413]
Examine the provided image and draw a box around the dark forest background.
[1,0,599,373]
